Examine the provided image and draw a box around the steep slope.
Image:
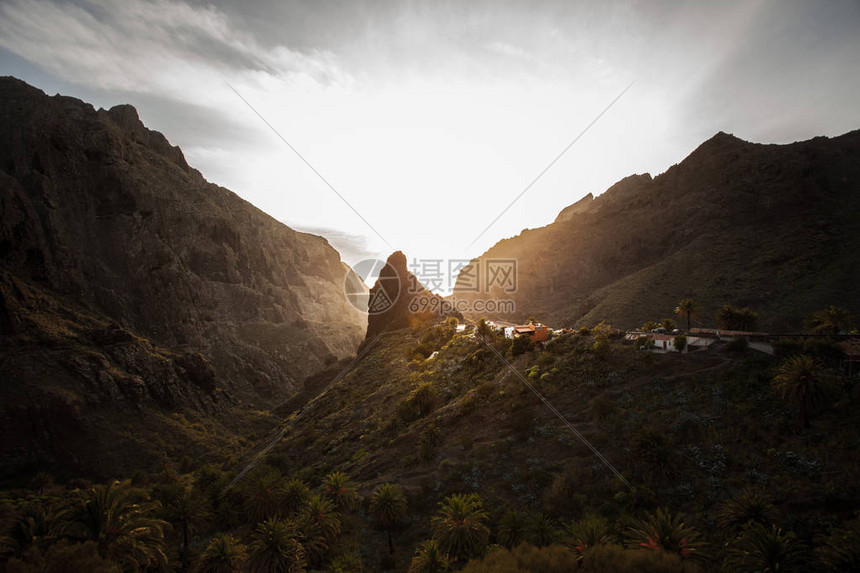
[453,131,860,330]
[0,77,366,480]
[260,323,860,570]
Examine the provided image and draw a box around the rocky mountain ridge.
[454,130,860,330]
[0,77,366,479]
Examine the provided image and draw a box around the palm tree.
[816,516,860,570]
[369,483,408,555]
[431,493,490,561]
[71,480,169,570]
[496,510,527,549]
[725,524,806,572]
[626,508,706,562]
[282,479,312,517]
[240,467,287,523]
[248,517,307,573]
[527,512,557,547]
[718,488,778,532]
[321,472,358,511]
[773,354,835,428]
[674,298,698,332]
[300,494,341,568]
[408,539,452,573]
[738,307,759,331]
[164,486,210,550]
[1,502,69,558]
[805,305,855,335]
[633,426,675,479]
[197,534,247,573]
[718,304,757,330]
[476,319,492,342]
[565,514,615,559]
[328,551,365,572]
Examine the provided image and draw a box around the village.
[474,318,860,376]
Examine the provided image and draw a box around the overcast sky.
[2,0,859,288]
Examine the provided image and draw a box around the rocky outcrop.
[554,192,594,223]
[0,77,366,479]
[454,130,860,330]
[363,251,461,344]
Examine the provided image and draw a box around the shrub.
[591,322,613,352]
[546,332,578,355]
[537,352,555,367]
[399,383,439,422]
[590,396,614,421]
[511,336,534,357]
[581,544,697,572]
[420,424,443,462]
[460,543,578,572]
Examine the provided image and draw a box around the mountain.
[453,131,860,330]
[0,77,366,480]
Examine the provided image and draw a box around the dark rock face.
[454,130,860,330]
[363,251,461,344]
[0,77,366,479]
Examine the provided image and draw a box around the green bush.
[399,382,439,422]
[546,333,578,355]
[511,336,534,357]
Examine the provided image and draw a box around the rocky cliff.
[363,251,461,345]
[454,130,860,330]
[0,77,366,480]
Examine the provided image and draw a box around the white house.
[652,333,676,351]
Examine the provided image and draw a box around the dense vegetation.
[3,311,858,571]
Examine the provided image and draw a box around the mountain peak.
[454,128,860,329]
[105,103,145,132]
[386,250,408,268]
[555,193,595,223]
[693,130,750,153]
[363,250,461,343]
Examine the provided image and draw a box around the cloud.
[289,223,386,267]
[0,0,350,105]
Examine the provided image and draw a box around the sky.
[2,0,859,291]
